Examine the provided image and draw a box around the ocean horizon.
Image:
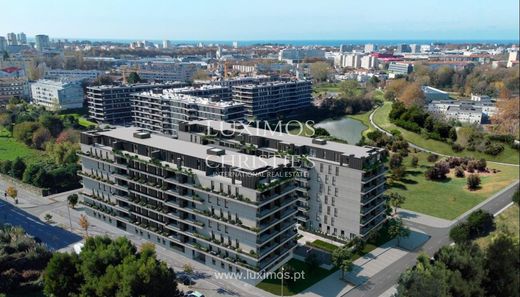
[28,38,519,46]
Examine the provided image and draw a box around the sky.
[1,0,519,41]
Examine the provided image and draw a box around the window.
[324,195,328,204]
[327,206,331,215]
[331,218,335,226]
[335,188,338,196]
[334,208,338,217]
[324,215,328,224]
[320,163,323,173]
[224,199,228,208]
[335,166,339,176]
[332,197,335,206]
[328,165,332,174]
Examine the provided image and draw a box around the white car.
[185,290,205,297]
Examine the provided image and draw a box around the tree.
[0,160,13,175]
[483,233,520,297]
[339,80,361,99]
[43,252,81,297]
[388,218,410,248]
[79,214,90,237]
[385,79,408,100]
[12,121,39,146]
[454,166,465,178]
[92,75,114,86]
[309,62,331,82]
[449,223,470,244]
[466,174,481,190]
[45,141,80,165]
[424,161,450,180]
[6,186,17,202]
[389,154,403,170]
[466,210,494,237]
[127,72,141,84]
[31,126,52,149]
[44,213,53,223]
[38,114,64,137]
[399,83,426,107]
[67,193,78,209]
[410,156,419,167]
[513,189,520,205]
[192,69,209,81]
[492,98,519,137]
[332,246,353,280]
[10,157,26,179]
[388,192,406,216]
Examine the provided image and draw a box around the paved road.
[0,199,82,250]
[368,106,519,167]
[343,181,519,297]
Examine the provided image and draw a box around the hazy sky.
[1,0,519,40]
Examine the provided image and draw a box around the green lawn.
[475,204,519,249]
[0,135,42,162]
[313,83,341,93]
[256,259,337,296]
[390,152,520,220]
[373,101,520,164]
[348,110,375,136]
[307,239,338,253]
[59,113,97,128]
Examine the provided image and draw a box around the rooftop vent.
[207,147,226,156]
[312,138,327,145]
[133,131,151,139]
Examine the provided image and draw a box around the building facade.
[232,80,312,121]
[86,82,186,124]
[132,90,245,136]
[78,127,298,284]
[178,120,387,239]
[35,35,50,51]
[30,79,84,111]
[0,78,29,103]
[137,62,200,82]
[45,69,102,80]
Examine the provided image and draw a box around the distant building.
[232,41,239,48]
[137,62,200,82]
[422,86,450,102]
[507,51,519,68]
[278,48,325,63]
[86,82,187,124]
[0,67,25,78]
[396,44,411,53]
[388,62,413,75]
[364,44,378,53]
[172,85,232,100]
[45,69,102,80]
[162,40,171,49]
[6,33,17,46]
[0,78,29,103]
[427,100,497,124]
[340,44,353,53]
[16,33,27,45]
[35,35,50,51]
[0,37,6,52]
[132,90,245,136]
[232,80,312,120]
[31,79,84,111]
[470,94,492,102]
[361,55,378,69]
[410,44,421,54]
[340,54,364,68]
[420,45,432,53]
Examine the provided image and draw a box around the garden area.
[373,101,519,164]
[387,151,519,219]
[475,203,519,249]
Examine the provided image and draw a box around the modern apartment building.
[278,48,325,63]
[178,120,388,239]
[0,37,7,52]
[86,82,186,124]
[78,126,299,284]
[35,34,50,51]
[30,79,84,111]
[131,90,245,136]
[232,80,312,121]
[137,62,200,82]
[172,85,232,100]
[45,69,102,80]
[0,78,29,103]
[388,62,413,75]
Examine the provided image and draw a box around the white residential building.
[45,69,102,80]
[427,100,497,124]
[364,44,377,53]
[31,79,84,111]
[361,55,378,69]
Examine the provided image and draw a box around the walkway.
[368,106,519,167]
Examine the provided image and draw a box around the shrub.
[451,143,464,152]
[454,166,465,178]
[389,154,403,170]
[449,223,470,244]
[467,174,481,190]
[513,189,519,205]
[483,143,504,156]
[425,161,450,180]
[476,159,487,172]
[410,156,419,167]
[394,119,421,133]
[427,154,438,162]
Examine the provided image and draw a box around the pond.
[315,117,367,144]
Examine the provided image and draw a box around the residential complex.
[86,82,186,124]
[131,90,245,136]
[30,79,84,111]
[136,62,201,82]
[427,100,497,124]
[45,69,103,80]
[78,126,298,284]
[172,85,232,100]
[232,80,312,121]
[278,48,325,63]
[0,78,29,103]
[35,34,50,51]
[388,62,414,75]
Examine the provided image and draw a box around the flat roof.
[189,120,380,158]
[134,91,243,108]
[96,127,287,171]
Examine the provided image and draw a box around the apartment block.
[137,62,200,82]
[131,89,245,136]
[178,120,388,239]
[172,85,232,100]
[0,78,29,103]
[45,69,102,80]
[232,80,312,121]
[86,82,186,124]
[30,79,84,111]
[78,127,299,284]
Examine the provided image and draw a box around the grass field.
[256,259,337,296]
[348,110,375,136]
[475,204,519,249]
[373,101,520,164]
[313,83,341,93]
[0,128,43,162]
[390,151,519,220]
[59,113,97,128]
[307,239,338,253]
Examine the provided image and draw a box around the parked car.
[179,275,196,286]
[185,290,204,297]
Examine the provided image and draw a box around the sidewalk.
[398,209,451,228]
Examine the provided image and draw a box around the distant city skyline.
[1,0,519,41]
